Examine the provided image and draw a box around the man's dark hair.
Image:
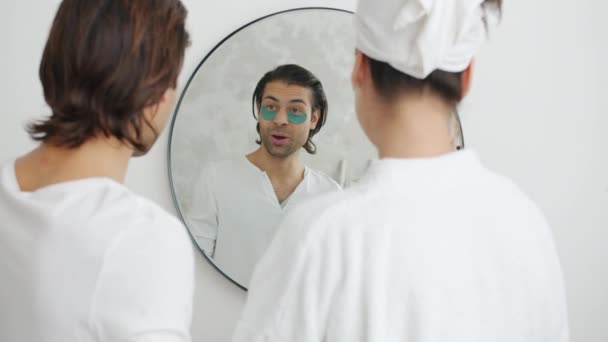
[28,0,190,152]
[366,0,503,106]
[252,64,328,154]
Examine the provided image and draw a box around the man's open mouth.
[272,134,288,141]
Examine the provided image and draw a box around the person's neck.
[247,147,304,182]
[15,137,133,192]
[374,95,456,159]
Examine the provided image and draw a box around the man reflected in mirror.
[189,64,341,287]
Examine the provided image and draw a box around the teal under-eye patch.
[288,112,307,125]
[260,106,278,121]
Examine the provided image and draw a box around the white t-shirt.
[0,161,195,342]
[233,150,569,342]
[188,157,341,287]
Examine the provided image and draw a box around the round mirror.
[168,7,465,289]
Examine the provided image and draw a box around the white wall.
[0,1,605,341]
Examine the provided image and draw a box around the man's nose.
[272,109,289,125]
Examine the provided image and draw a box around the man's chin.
[269,151,292,159]
[266,145,297,159]
[261,137,302,158]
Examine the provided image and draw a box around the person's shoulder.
[481,166,542,210]
[198,157,252,178]
[474,162,551,230]
[101,191,194,273]
[129,194,189,236]
[99,185,191,248]
[209,158,244,169]
[305,167,343,191]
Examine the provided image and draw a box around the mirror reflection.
[188,64,342,286]
[168,8,464,288]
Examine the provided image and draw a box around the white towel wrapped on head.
[355,0,500,79]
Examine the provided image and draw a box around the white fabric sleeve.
[90,216,195,342]
[188,167,219,257]
[232,206,340,342]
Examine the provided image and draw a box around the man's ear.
[351,50,368,90]
[310,109,320,130]
[256,102,262,122]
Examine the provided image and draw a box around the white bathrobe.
[233,150,569,342]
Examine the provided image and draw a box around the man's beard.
[260,129,303,158]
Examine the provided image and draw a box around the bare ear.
[351,50,368,90]
[145,88,171,120]
[159,92,168,104]
[310,110,320,130]
[461,59,475,98]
